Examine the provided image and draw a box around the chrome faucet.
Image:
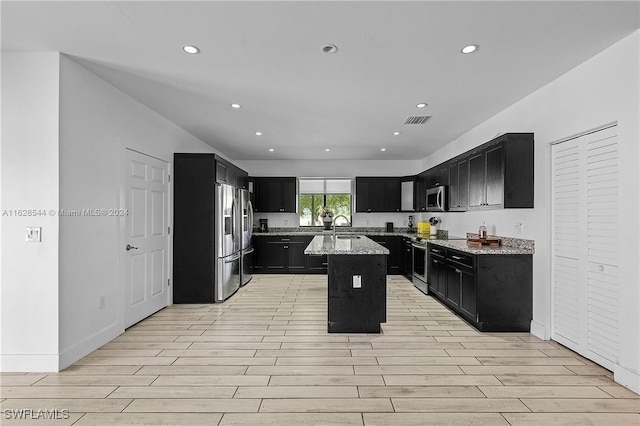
[332,214,351,237]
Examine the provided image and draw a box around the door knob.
[126,244,138,251]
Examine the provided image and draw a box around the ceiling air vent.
[404,115,431,125]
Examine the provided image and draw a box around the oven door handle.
[412,244,426,250]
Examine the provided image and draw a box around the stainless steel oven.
[412,240,428,294]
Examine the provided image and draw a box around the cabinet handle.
[598,265,605,271]
[321,262,328,266]
[283,245,288,249]
[456,269,461,274]
[452,255,464,260]
[432,249,441,253]
[281,238,291,241]
[433,260,438,264]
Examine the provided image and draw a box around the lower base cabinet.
[428,243,532,332]
[253,234,404,275]
[253,235,326,274]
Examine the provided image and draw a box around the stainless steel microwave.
[426,185,447,212]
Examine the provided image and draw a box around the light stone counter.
[304,235,389,256]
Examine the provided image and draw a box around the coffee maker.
[407,215,415,233]
[259,218,269,233]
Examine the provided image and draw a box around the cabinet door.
[415,171,428,211]
[252,238,266,271]
[386,179,401,212]
[448,162,459,209]
[428,255,446,298]
[445,264,461,307]
[370,236,401,274]
[286,240,308,271]
[457,158,469,210]
[401,240,413,275]
[280,178,297,212]
[254,179,272,212]
[467,152,485,209]
[264,240,286,270]
[484,144,504,208]
[370,179,389,212]
[355,178,372,212]
[460,268,477,318]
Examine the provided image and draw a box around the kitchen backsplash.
[253,212,438,229]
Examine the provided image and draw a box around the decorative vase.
[322,215,333,230]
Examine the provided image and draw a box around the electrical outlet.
[352,275,362,288]
[515,223,524,235]
[99,296,106,309]
[25,227,42,242]
[284,219,288,226]
[365,220,370,226]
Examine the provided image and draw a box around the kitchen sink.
[336,235,361,239]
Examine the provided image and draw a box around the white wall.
[56,55,216,369]
[237,159,423,178]
[420,31,640,392]
[1,53,61,371]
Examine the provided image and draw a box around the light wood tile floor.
[1,274,639,425]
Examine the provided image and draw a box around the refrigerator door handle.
[224,253,241,263]
[247,200,254,238]
[244,247,255,255]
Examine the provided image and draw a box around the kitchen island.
[305,235,389,333]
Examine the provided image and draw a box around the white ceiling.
[2,1,639,161]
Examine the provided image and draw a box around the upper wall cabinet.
[466,133,534,210]
[355,177,401,212]
[216,156,248,188]
[251,177,297,213]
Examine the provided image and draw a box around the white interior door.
[124,149,170,327]
[551,125,619,370]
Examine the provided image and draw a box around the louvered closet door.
[551,125,619,371]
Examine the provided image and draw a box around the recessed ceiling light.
[255,132,262,136]
[381,148,387,152]
[182,45,200,54]
[231,103,241,109]
[268,148,275,152]
[325,148,331,152]
[461,44,478,54]
[416,103,428,108]
[322,44,338,54]
[393,131,401,136]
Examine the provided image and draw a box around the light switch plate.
[352,275,362,288]
[25,227,42,242]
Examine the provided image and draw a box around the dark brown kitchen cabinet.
[216,157,248,188]
[467,133,534,210]
[401,237,413,278]
[428,246,447,299]
[427,243,532,332]
[254,235,311,273]
[448,157,469,211]
[367,235,401,274]
[414,170,429,212]
[356,177,401,212]
[252,177,296,213]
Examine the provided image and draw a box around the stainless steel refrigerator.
[239,189,254,286]
[215,183,241,302]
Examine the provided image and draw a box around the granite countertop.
[304,235,390,255]
[253,227,442,239]
[428,237,534,255]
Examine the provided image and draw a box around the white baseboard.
[58,322,123,370]
[615,364,640,395]
[0,354,60,372]
[530,319,549,340]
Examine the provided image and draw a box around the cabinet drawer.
[429,246,446,258]
[446,250,474,268]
